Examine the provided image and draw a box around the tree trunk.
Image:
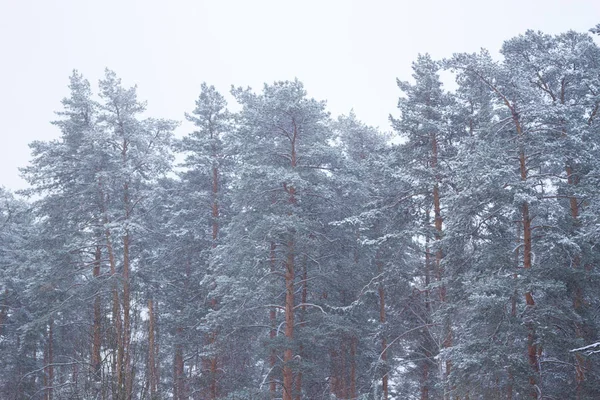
[98,179,123,397]
[45,318,54,400]
[432,134,452,394]
[0,289,8,337]
[350,336,357,400]
[148,298,157,398]
[92,246,103,383]
[282,118,298,400]
[566,164,586,397]
[515,115,538,397]
[422,211,432,400]
[209,151,220,399]
[123,228,132,399]
[283,238,295,400]
[174,328,185,400]
[269,241,278,398]
[377,254,388,400]
[294,259,307,400]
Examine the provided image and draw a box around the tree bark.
[174,327,185,400]
[209,139,220,400]
[45,318,54,400]
[294,259,307,400]
[514,113,538,398]
[148,298,157,399]
[92,246,102,382]
[350,336,357,400]
[282,118,298,400]
[122,177,133,399]
[283,238,295,400]
[377,253,388,400]
[269,241,278,398]
[97,179,123,397]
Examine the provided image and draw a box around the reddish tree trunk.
[148,299,158,398]
[330,349,338,396]
[421,211,432,400]
[378,255,388,400]
[566,164,586,397]
[340,339,347,399]
[432,135,453,391]
[207,139,220,400]
[92,246,102,381]
[45,319,54,400]
[98,180,124,394]
[269,241,278,398]
[123,228,132,399]
[0,289,8,337]
[350,337,357,400]
[421,351,430,400]
[174,327,185,400]
[283,238,295,400]
[515,116,538,397]
[282,119,298,400]
[294,260,307,400]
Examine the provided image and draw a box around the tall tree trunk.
[204,137,220,400]
[350,336,357,400]
[269,241,278,398]
[470,69,539,396]
[282,119,298,400]
[422,210,431,400]
[294,259,307,400]
[566,164,586,397]
[340,339,348,399]
[432,134,452,396]
[45,318,54,400]
[283,238,295,400]
[514,113,538,397]
[176,261,192,400]
[123,228,132,399]
[154,301,161,395]
[330,349,338,397]
[98,179,123,397]
[0,289,8,337]
[377,253,388,400]
[148,298,157,399]
[173,336,184,400]
[92,246,103,383]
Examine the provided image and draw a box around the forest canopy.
[2,25,600,400]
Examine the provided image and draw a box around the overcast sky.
[1,0,599,190]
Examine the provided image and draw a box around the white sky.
[1,0,599,190]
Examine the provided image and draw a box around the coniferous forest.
[3,26,600,400]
